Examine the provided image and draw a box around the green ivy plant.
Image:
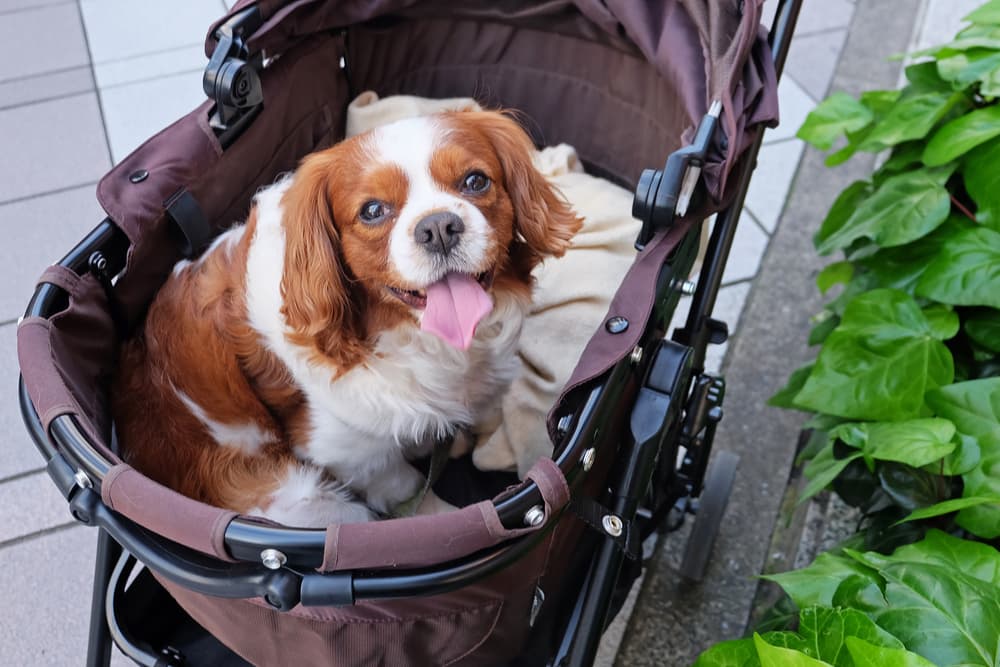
[694,2,1000,665]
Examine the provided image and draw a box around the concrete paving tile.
[743,139,805,234]
[915,0,981,51]
[0,0,72,12]
[0,66,93,110]
[785,29,848,101]
[766,76,816,143]
[0,185,106,320]
[79,0,225,64]
[0,92,110,203]
[713,282,751,336]
[0,323,52,480]
[0,2,89,82]
[0,526,99,666]
[99,70,208,163]
[793,0,855,35]
[722,214,769,285]
[0,470,74,543]
[94,43,207,89]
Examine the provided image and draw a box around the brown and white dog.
[113,111,581,527]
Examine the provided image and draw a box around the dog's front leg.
[355,451,456,517]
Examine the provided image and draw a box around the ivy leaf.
[927,378,1000,537]
[865,561,1000,667]
[794,290,954,421]
[858,217,969,293]
[843,638,936,667]
[763,553,880,609]
[939,432,982,476]
[904,61,951,91]
[798,93,875,150]
[824,92,902,167]
[809,312,840,346]
[858,91,960,152]
[877,142,925,176]
[937,48,1000,92]
[877,529,1000,586]
[831,419,956,467]
[832,574,889,613]
[965,0,1000,26]
[965,311,1000,352]
[923,104,1000,165]
[693,638,761,667]
[817,262,855,295]
[921,304,960,339]
[964,137,1000,230]
[769,363,815,409]
[815,169,953,255]
[916,226,1000,309]
[753,634,834,667]
[801,440,864,502]
[877,463,945,511]
[814,181,873,247]
[898,496,1000,525]
[798,607,904,667]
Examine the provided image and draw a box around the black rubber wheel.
[679,449,740,582]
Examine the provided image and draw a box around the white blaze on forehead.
[370,116,492,286]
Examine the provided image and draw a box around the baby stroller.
[17,0,800,665]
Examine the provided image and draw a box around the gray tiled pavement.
[0,0,983,665]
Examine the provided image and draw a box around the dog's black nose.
[414,212,464,254]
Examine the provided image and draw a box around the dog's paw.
[449,428,474,458]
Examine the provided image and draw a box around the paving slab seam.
[0,466,47,486]
[0,520,80,550]
[0,179,100,208]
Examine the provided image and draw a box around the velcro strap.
[569,496,641,561]
[165,189,213,258]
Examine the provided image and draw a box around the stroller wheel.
[679,450,739,582]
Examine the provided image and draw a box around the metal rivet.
[581,448,596,471]
[260,548,287,570]
[73,469,92,489]
[678,279,697,296]
[630,346,643,365]
[602,514,623,537]
[523,505,545,527]
[557,414,572,434]
[128,169,149,183]
[605,316,629,334]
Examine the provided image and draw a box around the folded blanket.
[346,92,654,477]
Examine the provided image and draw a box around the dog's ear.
[471,111,582,260]
[279,152,365,367]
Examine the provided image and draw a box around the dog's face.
[278,111,581,355]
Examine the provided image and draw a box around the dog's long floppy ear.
[279,152,365,367]
[472,111,582,261]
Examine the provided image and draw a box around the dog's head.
[279,111,581,353]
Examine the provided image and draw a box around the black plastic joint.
[300,572,355,607]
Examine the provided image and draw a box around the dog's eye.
[359,200,387,223]
[460,171,491,194]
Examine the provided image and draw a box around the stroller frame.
[19,1,802,665]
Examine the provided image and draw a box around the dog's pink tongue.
[421,272,493,349]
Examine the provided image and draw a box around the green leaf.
[905,61,951,91]
[868,561,1000,667]
[801,440,863,502]
[926,378,1000,536]
[858,217,969,293]
[814,182,873,248]
[753,634,833,667]
[798,93,875,150]
[941,432,982,476]
[817,262,854,294]
[878,462,946,511]
[965,137,1000,230]
[937,48,1000,91]
[919,24,1000,56]
[921,304,960,339]
[843,638,936,667]
[965,0,1000,26]
[832,574,889,613]
[965,312,1000,352]
[763,553,880,609]
[916,226,1000,309]
[831,419,956,467]
[693,638,761,667]
[858,91,960,152]
[878,142,925,175]
[798,607,904,666]
[898,496,1000,524]
[815,169,953,255]
[924,104,1000,165]
[797,429,832,466]
[794,290,955,421]
[881,529,1000,585]
[809,312,840,346]
[769,363,815,409]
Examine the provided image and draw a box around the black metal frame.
[18,1,802,665]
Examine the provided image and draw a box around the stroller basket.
[17,1,800,665]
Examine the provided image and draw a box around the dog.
[113,111,581,527]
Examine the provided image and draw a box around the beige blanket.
[346,92,641,477]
